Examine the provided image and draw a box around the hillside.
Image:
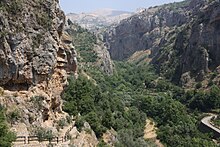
[104,0,220,88]
[65,22,113,75]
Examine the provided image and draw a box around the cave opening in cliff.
[3,81,30,91]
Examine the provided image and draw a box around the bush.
[36,12,52,30]
[30,96,44,110]
[97,140,108,147]
[213,117,220,127]
[75,117,85,132]
[57,118,67,129]
[195,82,202,89]
[34,127,54,142]
[115,129,155,147]
[66,115,72,124]
[208,80,214,87]
[0,105,16,146]
[8,0,23,14]
[7,109,20,125]
[0,0,23,14]
[0,87,4,96]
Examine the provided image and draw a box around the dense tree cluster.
[63,75,146,142]
[63,62,218,146]
[182,86,220,112]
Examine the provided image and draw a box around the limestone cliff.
[104,0,189,61]
[104,0,220,87]
[0,0,64,86]
[0,0,77,132]
[152,0,220,87]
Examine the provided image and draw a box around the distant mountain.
[90,8,132,17]
[66,9,132,31]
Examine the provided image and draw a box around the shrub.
[7,109,20,125]
[75,117,85,132]
[0,105,16,146]
[8,0,23,14]
[97,140,108,147]
[210,72,217,80]
[84,128,92,134]
[30,96,44,110]
[34,127,54,142]
[66,115,72,124]
[0,87,4,96]
[36,12,52,30]
[57,118,67,129]
[208,80,214,87]
[0,0,23,14]
[195,82,202,89]
[213,117,220,127]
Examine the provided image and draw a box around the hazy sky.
[59,0,184,14]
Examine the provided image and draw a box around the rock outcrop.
[0,0,77,131]
[93,38,114,75]
[69,122,98,147]
[0,0,63,86]
[104,0,220,87]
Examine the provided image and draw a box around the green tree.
[84,112,106,138]
[209,85,220,109]
[0,106,16,147]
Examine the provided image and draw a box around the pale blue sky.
[59,0,184,14]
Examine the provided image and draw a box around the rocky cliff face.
[93,39,114,75]
[104,1,189,60]
[152,0,220,86]
[0,0,65,87]
[0,0,77,130]
[104,0,220,87]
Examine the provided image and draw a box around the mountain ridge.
[66,8,132,31]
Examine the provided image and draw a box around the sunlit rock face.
[0,0,66,87]
[0,0,77,128]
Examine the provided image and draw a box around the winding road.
[201,114,220,138]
